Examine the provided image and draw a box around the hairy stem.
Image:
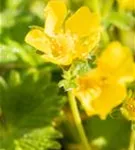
[129,122,135,150]
[68,91,91,150]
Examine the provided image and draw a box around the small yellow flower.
[117,0,135,10]
[73,42,135,119]
[25,0,100,65]
[121,97,135,121]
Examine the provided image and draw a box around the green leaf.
[0,43,18,64]
[107,12,135,30]
[84,116,130,150]
[8,70,21,87]
[6,40,37,66]
[0,69,65,150]
[127,81,135,91]
[15,127,62,150]
[59,79,77,91]
[6,0,23,9]
[0,10,17,29]
[0,39,44,66]
[71,60,90,76]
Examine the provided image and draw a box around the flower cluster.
[73,42,135,119]
[25,0,135,120]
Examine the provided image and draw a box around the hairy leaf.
[0,70,65,150]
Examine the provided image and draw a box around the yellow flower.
[73,42,135,119]
[25,0,100,65]
[98,41,135,83]
[117,0,135,10]
[121,97,135,121]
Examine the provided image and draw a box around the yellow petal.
[41,33,75,65]
[115,57,135,84]
[74,68,127,119]
[65,6,100,37]
[117,0,135,10]
[44,0,67,35]
[41,52,73,65]
[43,52,73,66]
[98,42,134,81]
[74,31,100,59]
[91,83,126,119]
[98,42,127,71]
[25,29,51,53]
[73,69,102,115]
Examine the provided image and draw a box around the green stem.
[101,30,110,46]
[102,0,114,18]
[129,122,135,150]
[68,91,91,150]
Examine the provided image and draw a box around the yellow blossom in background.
[73,42,135,119]
[121,97,135,121]
[117,0,135,10]
[98,42,135,83]
[25,0,100,65]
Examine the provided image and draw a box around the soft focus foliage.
[0,69,65,150]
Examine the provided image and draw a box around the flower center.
[51,39,63,57]
[126,98,135,115]
[50,33,76,57]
